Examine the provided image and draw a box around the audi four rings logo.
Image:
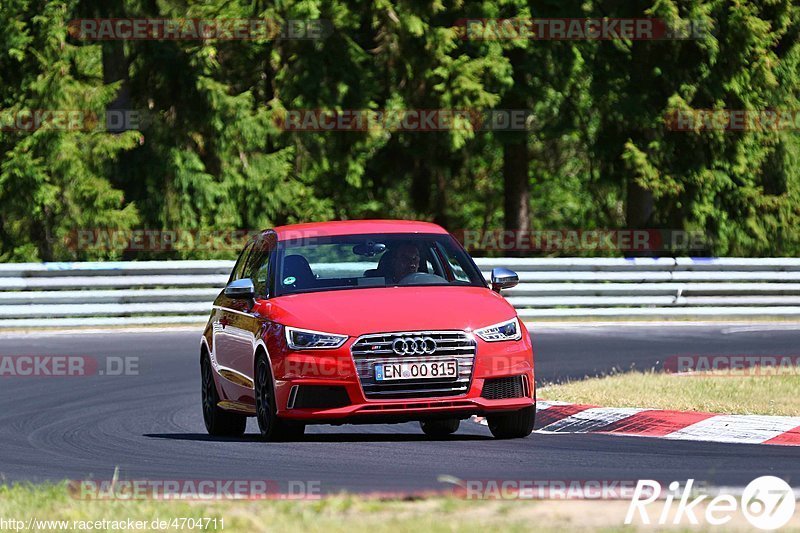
[392,336,437,355]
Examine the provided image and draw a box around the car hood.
[266,286,517,336]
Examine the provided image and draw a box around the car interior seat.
[283,254,316,289]
[364,249,393,278]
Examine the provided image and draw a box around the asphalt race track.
[1,324,799,493]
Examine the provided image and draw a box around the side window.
[435,242,471,282]
[253,253,270,297]
[419,245,441,276]
[229,242,253,283]
[246,237,275,297]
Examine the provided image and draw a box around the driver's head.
[390,242,420,282]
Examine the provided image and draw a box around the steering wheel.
[397,272,447,285]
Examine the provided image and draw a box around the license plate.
[375,360,457,381]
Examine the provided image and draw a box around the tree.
[0,0,140,261]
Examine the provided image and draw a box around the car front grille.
[351,331,476,399]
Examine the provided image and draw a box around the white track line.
[538,407,648,433]
[663,415,800,445]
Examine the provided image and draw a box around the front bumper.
[272,334,535,423]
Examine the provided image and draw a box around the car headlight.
[474,317,522,342]
[285,327,348,350]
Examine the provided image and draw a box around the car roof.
[270,220,449,240]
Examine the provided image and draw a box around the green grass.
[3,482,799,532]
[0,482,635,532]
[540,371,800,416]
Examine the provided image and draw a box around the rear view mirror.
[490,267,519,292]
[224,278,255,299]
[353,241,386,257]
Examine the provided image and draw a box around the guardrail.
[1,258,800,327]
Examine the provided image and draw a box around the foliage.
[1,0,798,260]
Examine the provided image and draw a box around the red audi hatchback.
[200,220,535,440]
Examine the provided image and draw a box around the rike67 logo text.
[626,477,796,530]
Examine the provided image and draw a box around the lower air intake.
[289,385,350,409]
[481,376,527,400]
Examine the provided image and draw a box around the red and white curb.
[472,401,800,446]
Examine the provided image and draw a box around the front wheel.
[420,418,460,438]
[487,405,536,439]
[201,353,246,437]
[255,353,305,442]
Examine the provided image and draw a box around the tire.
[255,352,305,442]
[487,405,536,439]
[420,418,460,438]
[201,353,246,437]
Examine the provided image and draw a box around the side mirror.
[224,278,255,299]
[491,267,519,292]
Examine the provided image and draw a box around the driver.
[388,242,420,283]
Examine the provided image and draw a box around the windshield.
[274,233,486,296]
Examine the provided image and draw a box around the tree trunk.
[99,0,131,126]
[501,47,530,234]
[625,179,653,229]
[102,42,130,110]
[625,179,654,257]
[503,139,529,233]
